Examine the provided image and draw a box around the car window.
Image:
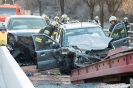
[0,8,16,15]
[65,27,105,39]
[8,18,46,30]
[33,35,57,51]
[63,27,105,46]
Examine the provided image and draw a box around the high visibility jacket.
[39,25,58,37]
[108,23,117,37]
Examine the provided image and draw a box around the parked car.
[32,22,129,74]
[5,15,46,65]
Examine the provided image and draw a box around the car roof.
[9,15,43,19]
[62,22,100,30]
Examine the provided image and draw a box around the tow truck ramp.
[70,46,133,84]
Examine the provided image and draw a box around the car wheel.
[59,57,72,75]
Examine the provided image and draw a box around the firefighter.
[42,14,50,25]
[108,16,125,38]
[54,16,61,24]
[93,16,101,25]
[108,16,117,37]
[35,21,59,50]
[67,17,71,24]
[123,17,130,31]
[61,14,68,24]
[39,21,59,37]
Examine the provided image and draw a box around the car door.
[32,34,60,71]
[110,22,129,48]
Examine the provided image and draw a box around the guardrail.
[0,46,35,88]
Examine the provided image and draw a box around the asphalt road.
[34,83,130,88]
[21,41,133,88]
[21,66,130,88]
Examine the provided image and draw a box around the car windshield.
[64,27,106,46]
[8,18,46,30]
[0,8,16,15]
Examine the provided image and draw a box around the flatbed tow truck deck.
[70,46,133,84]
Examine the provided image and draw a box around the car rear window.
[8,18,46,30]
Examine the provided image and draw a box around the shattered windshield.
[0,8,16,15]
[64,27,106,46]
[8,18,46,30]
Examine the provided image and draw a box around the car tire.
[59,57,72,75]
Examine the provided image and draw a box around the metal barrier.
[0,46,35,88]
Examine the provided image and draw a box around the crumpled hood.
[68,34,113,50]
[7,29,41,36]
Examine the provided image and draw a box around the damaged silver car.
[5,15,46,66]
[32,22,129,75]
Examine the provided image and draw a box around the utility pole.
[38,0,42,16]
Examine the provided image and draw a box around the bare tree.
[97,0,105,28]
[105,0,124,16]
[59,0,64,15]
[83,0,96,20]
[119,0,133,15]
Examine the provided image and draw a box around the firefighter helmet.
[95,16,99,19]
[61,14,67,18]
[54,16,59,20]
[124,17,128,20]
[42,14,47,18]
[109,16,117,22]
[52,21,59,26]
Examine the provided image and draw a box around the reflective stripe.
[121,29,124,34]
[111,33,118,38]
[35,37,42,42]
[53,32,57,35]
[127,25,130,27]
[44,30,50,35]
[108,31,111,34]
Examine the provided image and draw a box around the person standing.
[108,16,118,37]
[123,17,130,31]
[93,16,101,25]
[42,14,50,25]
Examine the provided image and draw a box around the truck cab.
[0,4,25,22]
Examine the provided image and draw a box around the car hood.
[68,34,113,50]
[7,29,41,36]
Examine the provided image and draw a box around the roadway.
[0,67,6,88]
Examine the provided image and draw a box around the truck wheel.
[59,57,72,75]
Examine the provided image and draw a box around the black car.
[5,15,46,65]
[32,22,129,74]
